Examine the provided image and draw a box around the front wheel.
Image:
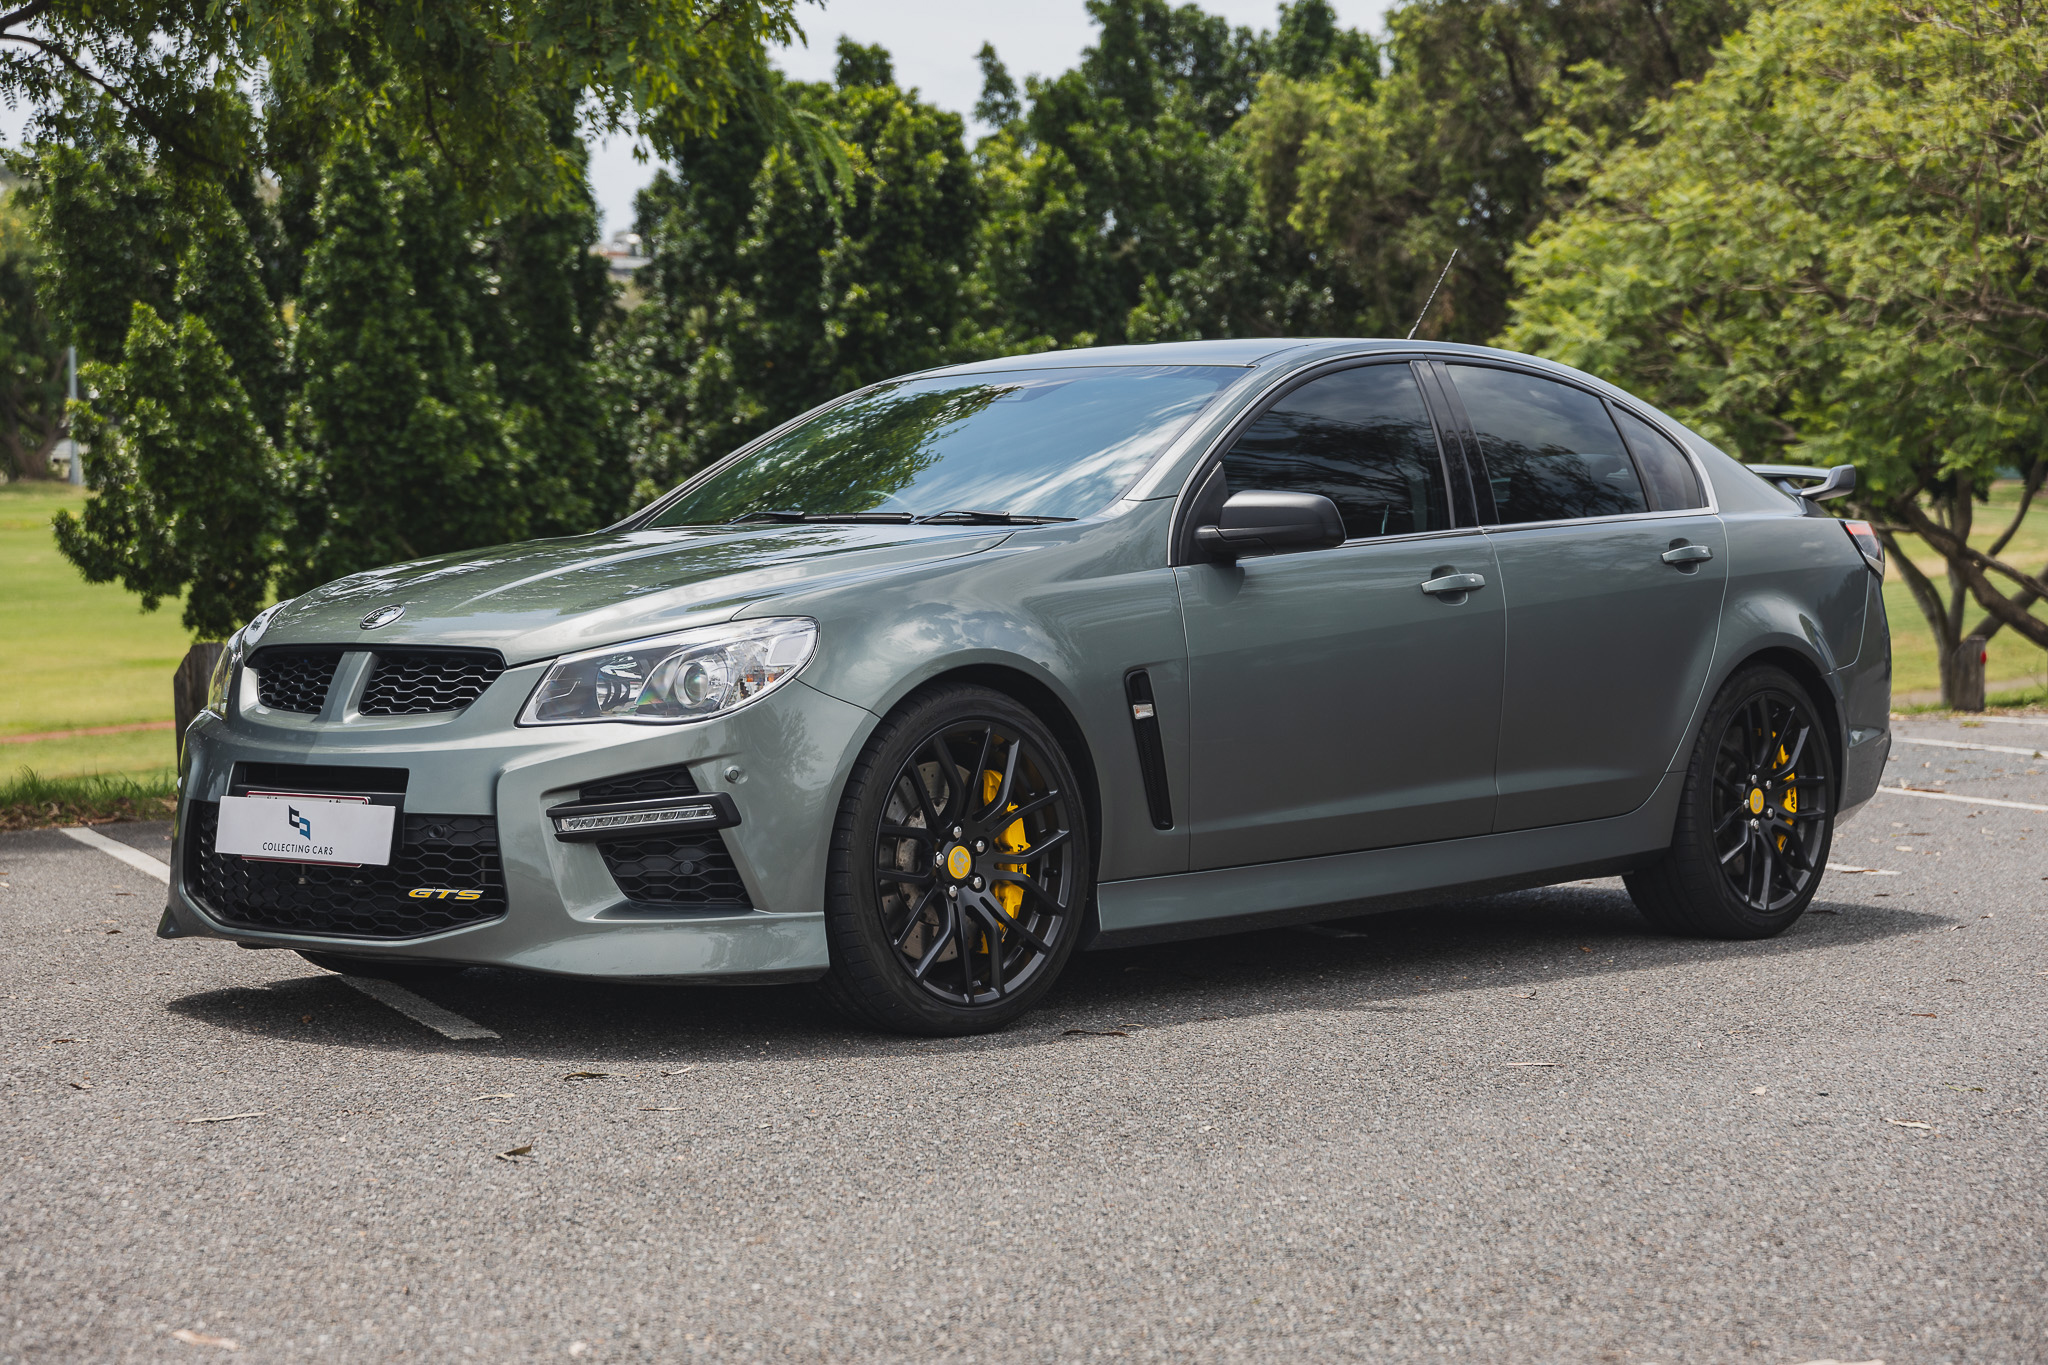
[820,685,1093,1035]
[1625,665,1836,938]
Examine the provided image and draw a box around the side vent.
[1124,669,1174,831]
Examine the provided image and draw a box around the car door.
[1437,362,1727,832]
[1178,360,1505,870]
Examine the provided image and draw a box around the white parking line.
[1875,785,2048,813]
[59,823,498,1042]
[60,826,170,883]
[1894,736,2046,758]
[339,976,500,1041]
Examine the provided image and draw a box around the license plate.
[215,793,397,866]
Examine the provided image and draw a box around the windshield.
[647,366,1236,527]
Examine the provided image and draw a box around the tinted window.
[1449,366,1647,524]
[650,366,1233,525]
[1611,406,1706,510]
[1221,364,1449,540]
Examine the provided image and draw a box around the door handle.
[1661,544,1714,565]
[1420,571,1487,596]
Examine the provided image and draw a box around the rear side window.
[1448,365,1647,524]
[1221,364,1450,540]
[1611,406,1706,510]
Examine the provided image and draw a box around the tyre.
[820,684,1093,1035]
[1625,664,1836,938]
[297,951,468,985]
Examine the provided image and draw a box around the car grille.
[250,649,341,714]
[579,765,751,908]
[184,801,507,939]
[359,650,505,716]
[599,836,751,908]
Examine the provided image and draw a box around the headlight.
[519,618,818,726]
[204,631,242,717]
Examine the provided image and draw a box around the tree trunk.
[172,643,227,765]
[1941,634,1987,713]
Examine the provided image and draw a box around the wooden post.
[172,642,227,764]
[1944,634,1987,713]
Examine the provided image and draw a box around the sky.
[588,0,1396,237]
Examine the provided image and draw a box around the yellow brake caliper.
[981,769,1028,922]
[1777,741,1796,850]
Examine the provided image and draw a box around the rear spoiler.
[1748,463,1856,502]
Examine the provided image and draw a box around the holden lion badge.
[359,604,405,630]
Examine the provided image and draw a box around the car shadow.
[163,880,1948,1062]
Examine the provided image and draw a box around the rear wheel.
[297,951,467,985]
[821,685,1092,1035]
[1625,665,1836,938]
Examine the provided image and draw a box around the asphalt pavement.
[3,713,2044,1363]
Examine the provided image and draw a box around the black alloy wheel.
[822,684,1091,1035]
[1625,664,1837,938]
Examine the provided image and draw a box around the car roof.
[917,338,1590,378]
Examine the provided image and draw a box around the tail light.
[1841,520,1884,577]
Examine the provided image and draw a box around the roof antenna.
[1406,248,1459,340]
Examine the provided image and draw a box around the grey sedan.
[164,339,1891,1035]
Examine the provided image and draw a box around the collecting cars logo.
[258,804,337,857]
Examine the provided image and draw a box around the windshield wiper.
[729,510,916,524]
[912,510,1078,525]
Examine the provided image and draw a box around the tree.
[55,302,285,636]
[1501,0,2048,703]
[34,109,632,635]
[1196,0,1750,345]
[0,182,64,480]
[609,40,994,496]
[0,0,807,209]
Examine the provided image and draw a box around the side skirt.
[1088,771,1682,951]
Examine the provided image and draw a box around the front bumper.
[161,666,876,981]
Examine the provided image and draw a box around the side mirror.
[1194,490,1346,560]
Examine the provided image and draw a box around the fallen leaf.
[1061,1028,1128,1038]
[569,1344,590,1358]
[1908,1013,1937,1018]
[661,1068,694,1076]
[1750,1087,1768,1095]
[1511,992,1537,999]
[472,1093,516,1101]
[1578,946,1592,953]
[640,1106,686,1112]
[47,1038,77,1044]
[300,1014,313,1023]
[169,1328,239,1350]
[1506,1061,1563,1067]
[1945,1085,1986,1093]
[1883,1118,1933,1130]
[562,1072,609,1081]
[183,1112,264,1124]
[67,1080,91,1091]
[496,1144,533,1161]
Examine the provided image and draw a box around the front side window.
[1220,363,1450,540]
[1611,406,1706,510]
[649,366,1235,526]
[1449,365,1647,524]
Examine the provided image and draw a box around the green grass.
[0,480,192,784]
[1883,479,2048,702]
[0,767,179,832]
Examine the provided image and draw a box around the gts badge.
[408,887,484,901]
